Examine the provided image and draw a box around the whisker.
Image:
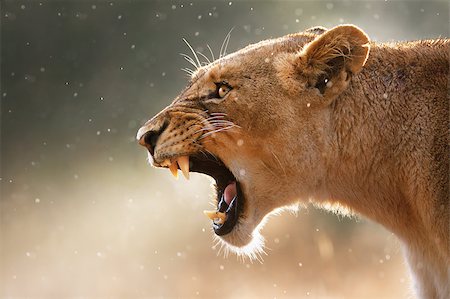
[199,125,238,140]
[207,44,215,62]
[183,38,201,69]
[220,27,234,58]
[200,116,226,124]
[196,51,211,65]
[181,67,195,76]
[202,148,219,161]
[210,112,228,116]
[180,53,199,69]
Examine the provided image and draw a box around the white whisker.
[220,27,234,58]
[199,125,238,140]
[207,44,215,62]
[196,51,211,65]
[183,38,201,69]
[181,67,195,76]
[180,53,199,69]
[200,116,226,124]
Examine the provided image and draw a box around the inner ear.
[314,56,346,94]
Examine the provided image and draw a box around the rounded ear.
[298,25,370,100]
[304,26,328,35]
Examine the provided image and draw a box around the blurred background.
[1,1,448,298]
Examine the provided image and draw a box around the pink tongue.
[223,181,237,205]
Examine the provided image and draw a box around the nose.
[137,120,167,156]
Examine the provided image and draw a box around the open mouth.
[159,153,244,236]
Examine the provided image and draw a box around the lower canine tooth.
[203,210,227,223]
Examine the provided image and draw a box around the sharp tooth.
[214,218,225,225]
[169,161,178,179]
[177,156,190,180]
[203,210,227,223]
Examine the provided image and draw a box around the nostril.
[139,131,157,155]
[138,120,168,155]
[145,132,159,151]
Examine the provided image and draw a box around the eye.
[216,83,232,98]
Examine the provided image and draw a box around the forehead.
[190,33,312,81]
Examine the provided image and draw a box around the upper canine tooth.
[169,161,178,179]
[177,156,190,180]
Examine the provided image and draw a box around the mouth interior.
[189,154,243,236]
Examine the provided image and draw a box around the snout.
[136,116,168,157]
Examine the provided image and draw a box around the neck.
[323,40,449,297]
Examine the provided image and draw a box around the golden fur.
[138,25,449,298]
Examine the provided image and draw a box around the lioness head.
[137,25,370,256]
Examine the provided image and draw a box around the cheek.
[224,95,274,138]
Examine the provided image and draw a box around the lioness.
[137,25,449,298]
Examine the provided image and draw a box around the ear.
[304,26,327,35]
[298,25,370,101]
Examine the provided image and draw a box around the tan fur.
[138,25,449,298]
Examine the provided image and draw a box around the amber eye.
[217,83,231,98]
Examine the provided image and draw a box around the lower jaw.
[213,181,244,236]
